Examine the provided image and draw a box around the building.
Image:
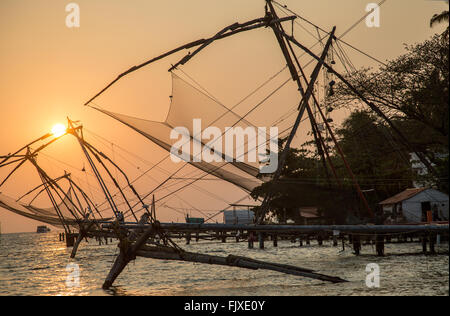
[298,207,323,225]
[410,152,448,188]
[379,188,449,223]
[185,216,204,224]
[36,226,51,233]
[223,210,255,225]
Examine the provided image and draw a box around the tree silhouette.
[430,1,449,39]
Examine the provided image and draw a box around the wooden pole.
[422,235,428,254]
[103,222,162,289]
[186,233,191,245]
[248,232,254,249]
[376,234,384,256]
[281,31,439,179]
[110,223,449,234]
[257,22,337,223]
[353,235,361,255]
[268,1,332,186]
[318,233,323,246]
[259,233,265,249]
[103,250,129,289]
[66,233,75,247]
[136,246,347,283]
[85,16,296,106]
[70,233,83,258]
[70,222,95,258]
[430,234,436,254]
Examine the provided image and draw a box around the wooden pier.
[93,222,449,256]
[55,221,437,288]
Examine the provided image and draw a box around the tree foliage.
[251,138,355,224]
[251,34,449,224]
[331,35,449,151]
[430,2,449,39]
[334,111,414,197]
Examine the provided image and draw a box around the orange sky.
[0,0,447,233]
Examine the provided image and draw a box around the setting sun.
[51,123,67,137]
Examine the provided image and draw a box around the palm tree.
[430,1,449,39]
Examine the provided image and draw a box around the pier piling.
[221,232,227,243]
[430,234,436,254]
[248,232,254,249]
[333,235,338,247]
[376,234,384,256]
[352,235,361,256]
[258,233,264,249]
[66,233,76,247]
[422,235,428,253]
[186,233,191,245]
[318,233,323,246]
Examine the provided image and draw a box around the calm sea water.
[0,232,448,296]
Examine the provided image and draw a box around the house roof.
[379,188,427,205]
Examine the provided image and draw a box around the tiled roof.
[379,188,427,205]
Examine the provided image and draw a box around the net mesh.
[91,73,271,192]
[0,191,79,228]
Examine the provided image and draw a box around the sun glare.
[51,123,67,137]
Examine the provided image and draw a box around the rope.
[273,0,389,67]
[84,128,232,205]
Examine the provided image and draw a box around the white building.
[223,210,255,225]
[410,152,448,188]
[379,188,449,223]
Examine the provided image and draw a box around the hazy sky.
[0,0,447,233]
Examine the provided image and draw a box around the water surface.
[0,232,448,296]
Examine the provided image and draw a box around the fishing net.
[0,190,79,228]
[90,73,274,192]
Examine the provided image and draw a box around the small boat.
[36,226,51,233]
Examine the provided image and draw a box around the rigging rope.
[85,1,413,220]
[273,0,389,67]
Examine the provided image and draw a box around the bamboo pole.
[85,16,296,106]
[0,133,51,166]
[70,233,83,257]
[280,31,439,179]
[135,246,347,283]
[103,250,129,289]
[70,222,95,258]
[256,21,337,223]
